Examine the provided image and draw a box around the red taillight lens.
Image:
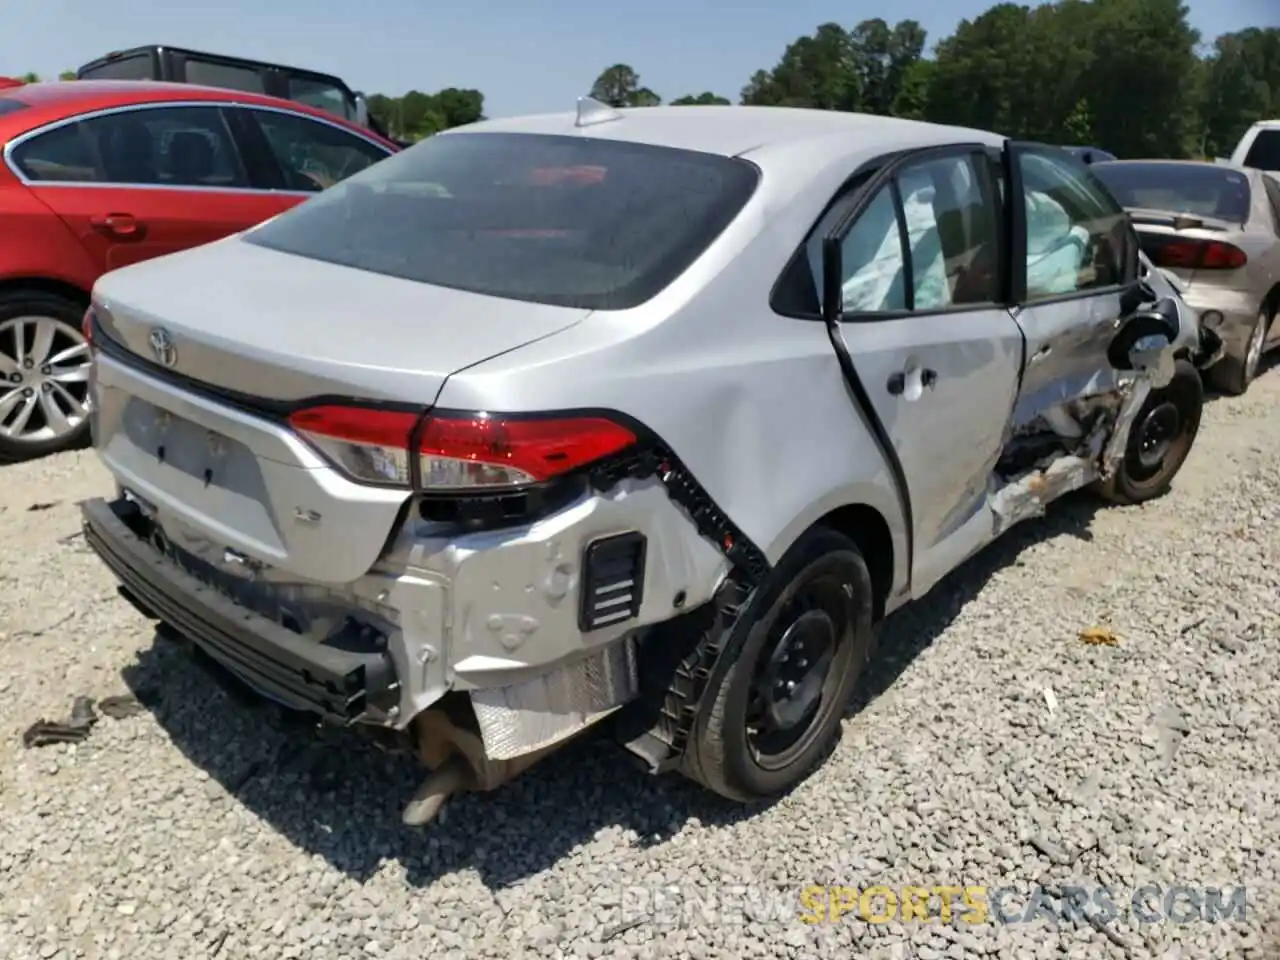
[1199,240,1247,269]
[1147,238,1247,271]
[287,405,637,490]
[418,413,636,488]
[82,307,95,344]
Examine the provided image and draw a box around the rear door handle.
[887,368,938,396]
[89,213,143,238]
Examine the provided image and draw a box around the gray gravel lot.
[2,370,1279,960]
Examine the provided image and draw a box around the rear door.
[805,145,1024,594]
[8,104,286,273]
[1002,143,1139,432]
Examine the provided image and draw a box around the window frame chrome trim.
[1,98,394,194]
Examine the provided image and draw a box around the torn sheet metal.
[989,415,1107,536]
[989,453,1095,536]
[469,637,638,761]
[1099,376,1152,481]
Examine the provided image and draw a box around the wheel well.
[0,277,90,308]
[1263,283,1280,321]
[816,504,894,621]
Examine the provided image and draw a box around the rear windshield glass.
[242,131,760,310]
[0,99,28,117]
[1091,162,1252,223]
[1244,130,1280,172]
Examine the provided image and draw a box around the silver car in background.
[1090,160,1280,395]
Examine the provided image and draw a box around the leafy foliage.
[365,88,485,142]
[591,5,1279,159]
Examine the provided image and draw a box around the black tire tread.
[681,526,874,802]
[0,289,92,463]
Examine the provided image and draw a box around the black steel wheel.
[682,526,875,802]
[1100,358,1203,505]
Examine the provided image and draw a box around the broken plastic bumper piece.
[80,496,401,725]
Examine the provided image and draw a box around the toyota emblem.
[148,327,177,368]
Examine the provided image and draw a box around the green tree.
[1078,0,1201,158]
[890,59,934,121]
[58,70,76,81]
[590,64,661,107]
[1199,28,1280,158]
[20,71,39,83]
[1063,98,1094,143]
[671,92,731,105]
[742,23,860,110]
[365,88,487,141]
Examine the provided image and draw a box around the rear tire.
[0,290,92,463]
[1208,308,1269,396]
[1099,358,1203,505]
[681,527,875,802]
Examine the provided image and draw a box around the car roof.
[0,79,385,142]
[452,104,1005,162]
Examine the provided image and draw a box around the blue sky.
[8,0,1277,118]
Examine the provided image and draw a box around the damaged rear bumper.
[81,496,400,724]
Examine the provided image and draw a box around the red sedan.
[0,79,399,460]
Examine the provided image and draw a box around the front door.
[1001,143,1138,431]
[816,146,1024,595]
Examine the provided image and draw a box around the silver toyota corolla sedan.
[78,101,1203,824]
[1091,159,1280,395]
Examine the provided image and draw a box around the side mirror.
[821,236,843,323]
[353,92,370,127]
[1108,296,1180,377]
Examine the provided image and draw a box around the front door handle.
[887,368,938,397]
[89,213,143,239]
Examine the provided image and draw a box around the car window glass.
[286,78,353,121]
[250,110,388,191]
[78,55,153,81]
[183,59,266,94]
[804,153,999,315]
[896,154,1000,308]
[244,131,760,311]
[74,106,247,188]
[1244,130,1280,172]
[1090,162,1253,223]
[1018,150,1127,300]
[833,186,908,312]
[10,123,102,182]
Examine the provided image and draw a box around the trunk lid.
[88,235,588,585]
[92,234,590,404]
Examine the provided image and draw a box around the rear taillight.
[1145,237,1247,271]
[286,405,638,491]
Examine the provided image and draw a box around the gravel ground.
[2,368,1280,960]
